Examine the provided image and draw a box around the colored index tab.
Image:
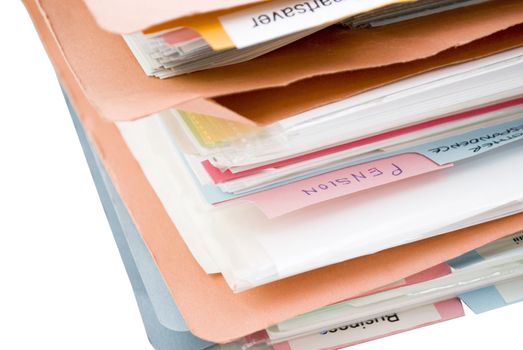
[179,111,259,148]
[143,10,239,50]
[416,119,523,165]
[241,153,448,218]
[182,17,236,50]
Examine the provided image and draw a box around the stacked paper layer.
[23,0,523,349]
[124,0,492,77]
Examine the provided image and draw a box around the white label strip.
[286,304,441,350]
[219,0,408,48]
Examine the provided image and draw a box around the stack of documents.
[24,0,523,349]
[123,0,491,77]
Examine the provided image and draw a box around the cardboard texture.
[24,0,523,344]
[35,0,523,124]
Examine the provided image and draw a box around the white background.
[0,2,521,349]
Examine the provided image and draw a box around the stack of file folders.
[24,0,523,349]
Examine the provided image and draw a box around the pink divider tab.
[434,298,466,320]
[239,153,451,218]
[244,330,270,345]
[204,96,523,183]
[161,27,201,45]
[273,342,292,350]
[405,262,451,285]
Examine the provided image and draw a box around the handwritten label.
[243,153,446,218]
[418,120,523,165]
[301,163,403,196]
[219,0,407,48]
[429,125,523,154]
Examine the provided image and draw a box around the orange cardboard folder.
[25,0,523,343]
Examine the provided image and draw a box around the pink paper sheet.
[161,28,201,45]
